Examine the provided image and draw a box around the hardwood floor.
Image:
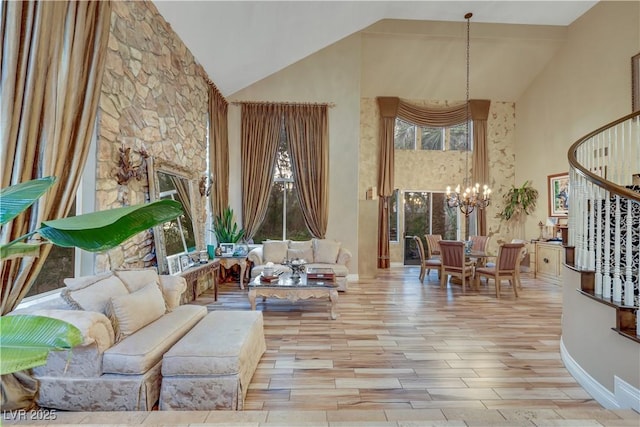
[4,267,638,425]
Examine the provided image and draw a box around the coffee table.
[248,274,339,320]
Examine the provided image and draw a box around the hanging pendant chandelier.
[445,12,491,217]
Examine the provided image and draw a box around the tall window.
[395,118,470,151]
[389,190,399,242]
[253,124,312,243]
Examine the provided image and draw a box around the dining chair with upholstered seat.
[413,236,441,282]
[469,235,490,267]
[424,234,442,257]
[474,242,525,298]
[439,240,474,292]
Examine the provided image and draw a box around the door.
[403,191,458,265]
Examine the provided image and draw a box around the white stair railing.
[568,112,639,310]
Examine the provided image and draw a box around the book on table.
[306,267,335,281]
[259,274,280,283]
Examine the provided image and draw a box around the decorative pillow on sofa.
[263,240,288,263]
[63,272,114,291]
[312,239,341,264]
[288,240,313,262]
[61,275,129,315]
[107,282,166,341]
[114,268,160,293]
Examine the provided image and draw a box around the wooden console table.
[179,259,220,303]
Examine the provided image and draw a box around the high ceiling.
[153,1,598,96]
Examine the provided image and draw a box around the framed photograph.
[548,173,569,217]
[219,243,235,257]
[633,53,640,113]
[180,254,191,271]
[167,254,181,275]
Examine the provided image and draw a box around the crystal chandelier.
[445,12,491,217]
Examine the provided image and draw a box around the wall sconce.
[199,174,213,197]
[115,140,148,185]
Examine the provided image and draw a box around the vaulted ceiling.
[153,1,598,97]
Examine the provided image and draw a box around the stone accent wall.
[359,98,516,262]
[96,1,208,272]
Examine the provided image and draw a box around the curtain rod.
[231,100,336,108]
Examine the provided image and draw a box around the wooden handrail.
[567,110,640,202]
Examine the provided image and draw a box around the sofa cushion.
[158,274,187,310]
[114,268,160,293]
[103,304,207,375]
[61,275,129,315]
[287,240,313,262]
[263,240,288,263]
[108,282,166,341]
[313,239,341,264]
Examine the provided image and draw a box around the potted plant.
[212,207,245,250]
[497,180,539,238]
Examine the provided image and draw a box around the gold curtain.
[170,176,193,223]
[283,104,329,238]
[375,97,491,267]
[1,0,112,314]
[207,83,229,218]
[0,0,111,410]
[240,104,282,240]
[470,100,491,236]
[376,98,398,268]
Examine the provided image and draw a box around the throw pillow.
[61,275,129,315]
[63,272,114,291]
[288,240,313,262]
[114,268,160,293]
[263,240,288,263]
[312,239,341,264]
[107,282,166,341]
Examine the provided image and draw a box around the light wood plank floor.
[3,267,638,426]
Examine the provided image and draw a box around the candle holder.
[283,258,306,280]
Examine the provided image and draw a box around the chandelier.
[445,12,491,217]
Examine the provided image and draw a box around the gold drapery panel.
[0,0,112,314]
[207,83,229,218]
[283,104,329,238]
[240,104,282,240]
[375,97,491,267]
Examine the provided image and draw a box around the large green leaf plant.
[0,177,183,375]
[212,206,245,243]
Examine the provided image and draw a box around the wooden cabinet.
[535,241,564,284]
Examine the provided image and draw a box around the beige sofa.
[17,268,207,411]
[248,239,351,291]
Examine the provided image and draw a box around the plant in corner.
[212,206,245,244]
[0,177,184,375]
[497,180,539,238]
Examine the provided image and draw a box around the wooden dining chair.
[413,236,441,282]
[474,242,525,298]
[469,235,490,266]
[439,240,474,292]
[424,234,442,257]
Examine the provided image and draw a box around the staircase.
[567,110,640,341]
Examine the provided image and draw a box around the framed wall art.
[548,173,569,217]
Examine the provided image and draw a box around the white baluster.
[612,195,622,303]
[594,195,603,295]
[603,192,611,299]
[624,198,635,307]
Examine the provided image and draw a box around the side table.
[179,259,220,303]
[216,256,249,289]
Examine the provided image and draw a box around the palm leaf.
[0,242,40,260]
[0,177,56,225]
[38,200,183,252]
[0,315,83,375]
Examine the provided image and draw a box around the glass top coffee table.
[248,273,339,320]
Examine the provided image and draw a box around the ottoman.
[159,310,266,410]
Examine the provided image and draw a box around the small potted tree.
[211,207,245,256]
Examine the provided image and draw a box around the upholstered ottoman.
[159,310,266,410]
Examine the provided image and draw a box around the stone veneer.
[359,98,517,262]
[95,1,208,272]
